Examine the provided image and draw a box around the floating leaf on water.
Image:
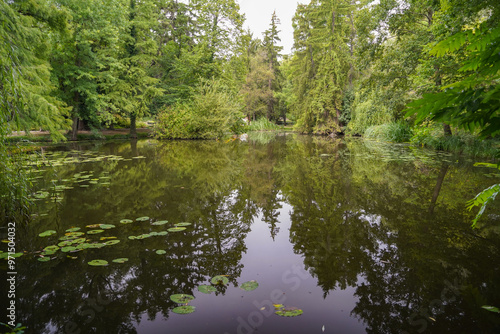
[87,243,105,249]
[482,305,500,313]
[61,246,77,253]
[128,236,137,240]
[120,219,134,224]
[211,275,229,286]
[174,222,191,227]
[149,232,159,236]
[156,250,166,255]
[44,245,60,252]
[99,224,116,230]
[274,306,303,317]
[240,280,259,291]
[87,230,105,234]
[73,238,86,244]
[132,156,146,159]
[58,240,72,247]
[104,240,120,246]
[80,185,89,188]
[168,227,186,232]
[198,285,217,294]
[157,231,168,236]
[172,306,195,314]
[170,294,195,304]
[10,252,24,258]
[39,230,57,237]
[66,227,81,232]
[59,235,78,241]
[66,232,84,237]
[112,258,129,263]
[152,220,169,226]
[88,259,108,266]
[38,257,51,262]
[86,224,100,228]
[100,237,117,240]
[136,216,150,222]
[42,250,56,256]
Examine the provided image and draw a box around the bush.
[364,122,413,143]
[154,79,244,139]
[247,117,280,131]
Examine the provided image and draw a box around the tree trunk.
[130,114,137,139]
[443,123,452,136]
[70,116,79,141]
[429,164,449,214]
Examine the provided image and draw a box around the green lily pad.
[42,250,56,256]
[170,294,195,304]
[120,219,134,224]
[88,259,108,266]
[73,238,86,244]
[86,243,105,249]
[44,245,60,252]
[10,252,23,258]
[87,229,105,234]
[136,216,149,222]
[157,231,168,236]
[174,222,191,227]
[156,250,167,255]
[240,280,259,291]
[112,258,128,263]
[66,232,85,237]
[99,224,116,230]
[482,305,500,313]
[152,220,169,226]
[38,257,51,262]
[211,275,229,285]
[104,240,120,246]
[59,235,78,241]
[66,227,81,232]
[128,236,137,240]
[274,306,303,317]
[39,230,57,237]
[168,227,186,232]
[198,285,217,294]
[61,246,77,253]
[172,306,195,314]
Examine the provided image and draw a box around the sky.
[238,0,307,55]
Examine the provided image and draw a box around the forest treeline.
[1,0,499,143]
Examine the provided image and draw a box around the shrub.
[247,117,280,131]
[364,122,413,142]
[154,79,244,139]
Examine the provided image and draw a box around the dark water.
[6,134,500,333]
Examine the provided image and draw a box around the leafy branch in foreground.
[466,163,500,228]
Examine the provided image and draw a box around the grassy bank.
[6,130,151,143]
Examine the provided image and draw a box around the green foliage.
[467,163,500,227]
[153,79,244,139]
[364,122,413,143]
[247,118,280,132]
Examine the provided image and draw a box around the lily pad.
[87,229,105,234]
[86,243,105,249]
[274,306,303,317]
[66,232,84,237]
[39,230,57,237]
[168,227,186,232]
[156,250,167,255]
[66,227,81,232]
[120,219,133,224]
[86,224,100,228]
[172,306,195,314]
[59,235,78,241]
[240,280,259,291]
[211,275,229,285]
[174,222,192,227]
[170,294,195,304]
[88,259,108,266]
[136,216,149,222]
[112,258,129,264]
[38,257,51,262]
[61,246,77,253]
[152,220,169,226]
[482,305,500,313]
[157,231,168,236]
[128,236,137,240]
[198,285,217,294]
[42,250,56,256]
[104,240,120,246]
[99,224,116,230]
[44,245,60,252]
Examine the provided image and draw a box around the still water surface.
[13,134,500,333]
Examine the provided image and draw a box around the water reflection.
[13,135,500,333]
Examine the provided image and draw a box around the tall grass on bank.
[364,122,413,143]
[247,118,280,131]
[411,126,499,158]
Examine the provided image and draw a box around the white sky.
[238,0,308,55]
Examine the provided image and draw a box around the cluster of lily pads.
[169,276,302,317]
[34,215,192,264]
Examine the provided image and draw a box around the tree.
[262,11,283,121]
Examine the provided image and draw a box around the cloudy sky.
[238,0,307,55]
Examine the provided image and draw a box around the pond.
[7,133,500,333]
